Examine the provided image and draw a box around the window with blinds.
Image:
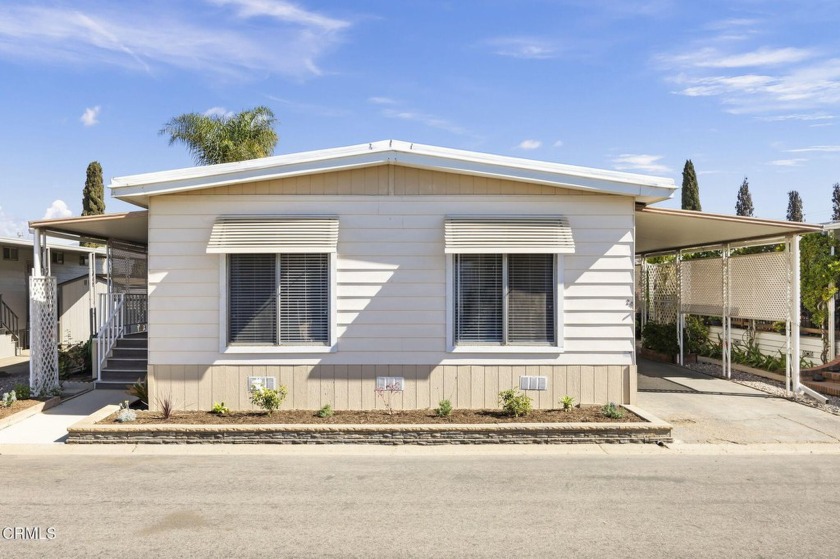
[229,254,277,345]
[279,253,329,344]
[228,253,330,346]
[454,253,555,346]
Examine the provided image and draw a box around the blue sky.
[1,0,839,237]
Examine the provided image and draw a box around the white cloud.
[368,96,398,105]
[517,139,542,150]
[80,105,101,126]
[484,37,560,60]
[380,108,468,136]
[204,106,233,118]
[757,114,835,122]
[787,145,840,153]
[657,22,840,116]
[0,2,352,79]
[0,206,29,239]
[768,158,807,167]
[43,200,72,220]
[208,0,350,32]
[612,154,670,174]
[553,140,564,148]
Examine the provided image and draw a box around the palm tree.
[160,106,278,165]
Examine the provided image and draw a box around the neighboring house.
[0,236,105,358]
[28,140,819,409]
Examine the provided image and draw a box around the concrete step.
[802,380,840,397]
[94,381,134,391]
[103,360,147,372]
[111,347,147,359]
[115,338,147,349]
[99,370,146,384]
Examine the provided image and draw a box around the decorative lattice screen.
[645,261,678,324]
[29,276,58,397]
[728,251,789,321]
[108,240,147,295]
[680,258,724,316]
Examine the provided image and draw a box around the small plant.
[498,389,532,417]
[435,399,453,417]
[129,379,148,406]
[374,382,403,415]
[157,396,175,419]
[560,395,574,412]
[2,390,17,408]
[317,404,334,418]
[13,383,30,400]
[211,401,230,416]
[249,386,288,415]
[601,402,624,419]
[116,401,136,423]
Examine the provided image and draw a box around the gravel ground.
[685,362,840,416]
[0,370,28,397]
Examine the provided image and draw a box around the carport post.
[723,243,731,379]
[791,234,801,393]
[677,250,684,366]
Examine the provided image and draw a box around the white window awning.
[207,216,339,254]
[444,217,574,254]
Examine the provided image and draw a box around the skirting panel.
[148,364,636,412]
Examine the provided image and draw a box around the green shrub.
[641,322,679,356]
[129,379,148,406]
[601,402,624,419]
[13,383,30,400]
[498,389,532,417]
[435,399,453,417]
[249,386,288,415]
[560,395,574,411]
[317,404,334,418]
[685,315,710,354]
[211,401,230,415]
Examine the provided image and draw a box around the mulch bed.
[101,406,643,425]
[0,399,43,420]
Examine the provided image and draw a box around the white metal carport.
[635,206,825,402]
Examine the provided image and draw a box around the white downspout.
[791,235,800,393]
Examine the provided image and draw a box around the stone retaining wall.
[66,405,672,445]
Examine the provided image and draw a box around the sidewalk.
[0,389,130,444]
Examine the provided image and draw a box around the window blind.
[507,254,555,344]
[279,253,329,344]
[445,217,574,254]
[228,254,277,344]
[455,254,503,343]
[208,216,339,254]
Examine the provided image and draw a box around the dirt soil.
[0,399,43,420]
[101,406,643,425]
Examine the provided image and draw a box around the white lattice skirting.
[29,276,59,397]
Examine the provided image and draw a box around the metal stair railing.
[0,294,21,355]
[96,293,125,381]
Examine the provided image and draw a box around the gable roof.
[110,140,676,208]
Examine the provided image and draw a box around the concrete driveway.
[638,359,840,445]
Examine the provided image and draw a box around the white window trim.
[445,253,564,354]
[218,253,337,354]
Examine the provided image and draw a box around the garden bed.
[99,406,644,425]
[0,396,61,429]
[68,405,672,445]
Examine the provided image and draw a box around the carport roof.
[636,206,823,254]
[29,211,148,245]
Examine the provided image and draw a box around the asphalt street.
[2,451,838,558]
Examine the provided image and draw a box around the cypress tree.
[832,182,840,221]
[82,161,105,216]
[681,159,701,211]
[735,177,754,217]
[786,190,804,222]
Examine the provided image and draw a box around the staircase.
[0,294,21,356]
[96,332,147,389]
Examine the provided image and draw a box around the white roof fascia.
[110,140,676,207]
[0,236,105,254]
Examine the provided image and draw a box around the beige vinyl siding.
[58,276,107,344]
[708,325,825,362]
[148,198,633,367]
[148,364,636,411]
